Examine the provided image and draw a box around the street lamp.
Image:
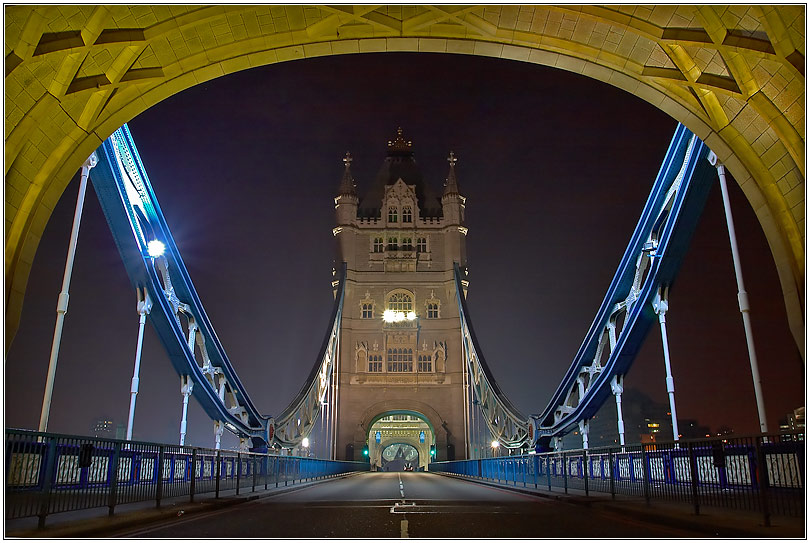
[147,239,165,257]
[491,440,500,457]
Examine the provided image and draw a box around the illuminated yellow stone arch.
[5,6,805,354]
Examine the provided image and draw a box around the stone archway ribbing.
[5,5,804,352]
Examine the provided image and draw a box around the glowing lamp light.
[147,240,165,257]
[491,440,500,449]
[382,309,418,323]
[302,437,310,448]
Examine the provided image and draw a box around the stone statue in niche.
[433,340,447,372]
[355,341,368,372]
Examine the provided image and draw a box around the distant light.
[302,437,310,448]
[383,309,417,323]
[147,240,165,257]
[491,440,500,448]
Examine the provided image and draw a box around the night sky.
[6,53,804,450]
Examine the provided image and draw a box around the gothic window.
[416,237,427,252]
[368,354,382,372]
[418,354,433,372]
[387,237,398,251]
[361,303,373,319]
[387,292,413,313]
[402,206,412,223]
[427,303,439,319]
[401,238,413,251]
[373,237,384,252]
[388,207,398,223]
[387,348,413,372]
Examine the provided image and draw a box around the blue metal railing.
[430,433,804,525]
[5,429,368,527]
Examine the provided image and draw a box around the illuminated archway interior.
[368,411,433,471]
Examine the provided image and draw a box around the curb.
[6,474,357,538]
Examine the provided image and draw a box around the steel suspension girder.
[90,124,345,449]
[528,124,717,444]
[454,265,529,449]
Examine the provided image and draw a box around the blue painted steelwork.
[89,124,345,448]
[90,122,713,454]
[5,429,368,524]
[529,124,716,442]
[429,433,805,520]
[455,124,717,448]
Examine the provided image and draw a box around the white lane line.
[400,519,409,538]
[398,473,405,498]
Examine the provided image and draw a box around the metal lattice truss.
[91,124,346,449]
[530,124,717,443]
[454,266,529,449]
[94,125,270,443]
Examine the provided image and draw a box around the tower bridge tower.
[332,129,468,467]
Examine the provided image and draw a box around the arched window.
[361,303,373,319]
[388,207,398,223]
[387,237,398,251]
[401,238,413,251]
[427,302,439,319]
[387,292,413,313]
[418,354,432,372]
[373,237,384,252]
[416,237,427,252]
[368,354,382,372]
[402,206,412,223]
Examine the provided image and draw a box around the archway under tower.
[367,410,434,471]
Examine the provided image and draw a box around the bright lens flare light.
[382,309,418,323]
[491,440,500,449]
[147,240,165,257]
[302,437,310,448]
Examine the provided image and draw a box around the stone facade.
[332,130,468,462]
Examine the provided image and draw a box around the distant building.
[678,419,712,440]
[564,388,712,448]
[779,407,805,435]
[91,417,115,438]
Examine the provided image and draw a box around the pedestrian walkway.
[5,476,339,538]
[438,473,806,538]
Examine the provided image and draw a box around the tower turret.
[441,151,465,225]
[335,152,358,226]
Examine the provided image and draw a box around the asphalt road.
[109,472,717,538]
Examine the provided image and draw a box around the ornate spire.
[387,127,413,155]
[443,151,460,196]
[338,151,357,196]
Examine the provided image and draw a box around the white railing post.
[126,289,152,441]
[611,375,626,449]
[214,420,224,450]
[179,376,194,445]
[39,153,98,432]
[653,288,680,441]
[579,419,590,450]
[708,152,768,433]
